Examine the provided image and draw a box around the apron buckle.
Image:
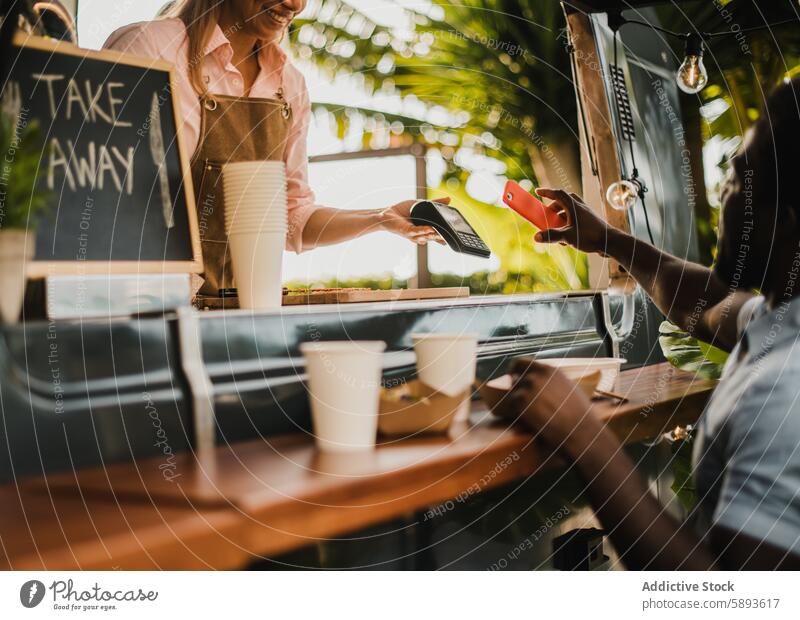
[204,98,218,112]
[276,87,291,119]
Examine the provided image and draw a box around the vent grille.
[609,65,635,142]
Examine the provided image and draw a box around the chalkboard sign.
[4,35,202,276]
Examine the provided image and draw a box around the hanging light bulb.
[606,180,639,211]
[676,34,708,94]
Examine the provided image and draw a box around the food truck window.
[74,1,588,296]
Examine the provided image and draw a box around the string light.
[605,180,639,212]
[609,12,796,99]
[676,34,708,94]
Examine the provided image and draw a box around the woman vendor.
[104,0,442,295]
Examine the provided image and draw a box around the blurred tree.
[291,0,581,191]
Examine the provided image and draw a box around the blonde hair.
[164,0,224,95]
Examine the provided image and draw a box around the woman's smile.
[258,2,296,30]
[262,3,293,28]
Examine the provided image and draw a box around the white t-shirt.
[693,295,800,554]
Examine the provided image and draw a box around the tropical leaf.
[658,320,729,380]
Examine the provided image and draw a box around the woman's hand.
[506,358,600,456]
[534,188,615,255]
[379,198,448,245]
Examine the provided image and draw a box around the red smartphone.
[502,180,566,230]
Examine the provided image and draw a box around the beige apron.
[190,90,292,295]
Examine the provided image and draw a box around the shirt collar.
[203,24,288,71]
[203,24,233,60]
[742,295,800,355]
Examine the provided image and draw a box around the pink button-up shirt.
[104,18,317,252]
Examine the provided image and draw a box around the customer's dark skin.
[509,82,800,570]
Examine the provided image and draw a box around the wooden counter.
[1,363,715,570]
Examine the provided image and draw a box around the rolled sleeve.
[286,202,317,253]
[712,379,800,555]
[284,71,319,253]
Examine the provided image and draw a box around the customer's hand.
[507,359,599,455]
[380,198,448,245]
[534,188,614,255]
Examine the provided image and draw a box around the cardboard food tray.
[478,370,602,420]
[379,379,469,437]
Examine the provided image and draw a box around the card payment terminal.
[410,200,491,258]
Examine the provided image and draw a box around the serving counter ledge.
[1,291,614,481]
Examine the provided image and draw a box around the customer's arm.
[534,189,753,352]
[509,361,800,570]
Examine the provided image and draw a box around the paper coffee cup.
[227,230,285,309]
[412,333,478,422]
[223,161,288,234]
[225,214,288,234]
[224,160,284,170]
[300,341,387,453]
[224,193,288,233]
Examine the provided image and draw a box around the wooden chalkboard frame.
[11,33,203,277]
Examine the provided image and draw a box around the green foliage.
[658,321,729,380]
[0,112,50,231]
[291,1,577,187]
[284,271,546,296]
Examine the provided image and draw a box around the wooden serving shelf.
[195,287,470,310]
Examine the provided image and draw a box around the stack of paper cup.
[222,161,288,310]
[300,341,387,453]
[412,333,478,423]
